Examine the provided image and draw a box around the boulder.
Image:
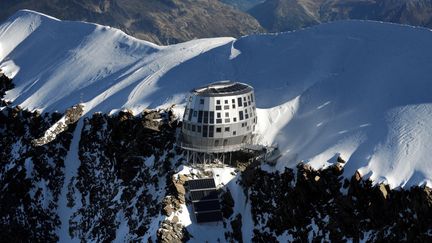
[337,156,346,163]
[378,183,389,200]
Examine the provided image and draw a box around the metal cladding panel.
[190,189,219,201]
[195,211,223,223]
[193,200,221,212]
[188,178,216,190]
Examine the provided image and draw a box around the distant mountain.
[0,0,263,45]
[221,0,265,11]
[250,0,432,32]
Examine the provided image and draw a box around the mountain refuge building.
[179,81,257,164]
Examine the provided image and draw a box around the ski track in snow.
[1,9,432,194]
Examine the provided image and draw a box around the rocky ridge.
[0,105,77,242]
[242,161,432,241]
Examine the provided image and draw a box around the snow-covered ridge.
[1,10,432,188]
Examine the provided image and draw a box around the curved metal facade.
[180,81,257,153]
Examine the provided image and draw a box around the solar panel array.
[187,178,222,223]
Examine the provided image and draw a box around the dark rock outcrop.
[68,109,181,242]
[243,163,432,242]
[0,106,76,242]
[0,71,14,106]
[157,219,190,243]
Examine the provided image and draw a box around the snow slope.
[1,10,432,188]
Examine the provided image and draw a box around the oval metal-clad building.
[180,81,257,153]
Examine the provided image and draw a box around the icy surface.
[1,10,432,188]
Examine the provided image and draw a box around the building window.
[224,100,228,104]
[243,97,246,101]
[245,114,249,119]
[193,111,197,117]
[216,105,222,110]
[209,111,214,124]
[248,101,251,106]
[200,99,204,104]
[204,111,209,123]
[198,111,203,123]
[232,104,236,108]
[251,94,254,102]
[216,119,222,124]
[225,112,229,117]
[216,100,221,105]
[216,127,222,133]
[217,112,221,118]
[223,139,228,146]
[233,131,236,135]
[192,125,196,132]
[232,99,235,103]
[215,140,219,146]
[239,111,244,120]
[233,117,237,122]
[187,123,191,130]
[197,125,201,133]
[209,125,214,137]
[188,109,193,121]
[224,105,230,110]
[225,127,230,132]
[238,97,242,107]
[244,102,247,107]
[203,125,208,137]
[225,118,230,123]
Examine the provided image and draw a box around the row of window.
[195,94,255,111]
[186,107,256,124]
[183,122,254,137]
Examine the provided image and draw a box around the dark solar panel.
[195,211,223,223]
[187,177,223,223]
[188,178,216,190]
[193,200,220,212]
[190,189,219,201]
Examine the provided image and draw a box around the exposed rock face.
[68,109,181,242]
[157,219,190,243]
[226,213,243,243]
[158,173,190,242]
[243,163,432,242]
[0,71,14,106]
[32,104,84,146]
[0,106,76,242]
[0,0,264,45]
[220,188,235,219]
[162,174,187,216]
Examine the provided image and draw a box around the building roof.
[192,81,253,97]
